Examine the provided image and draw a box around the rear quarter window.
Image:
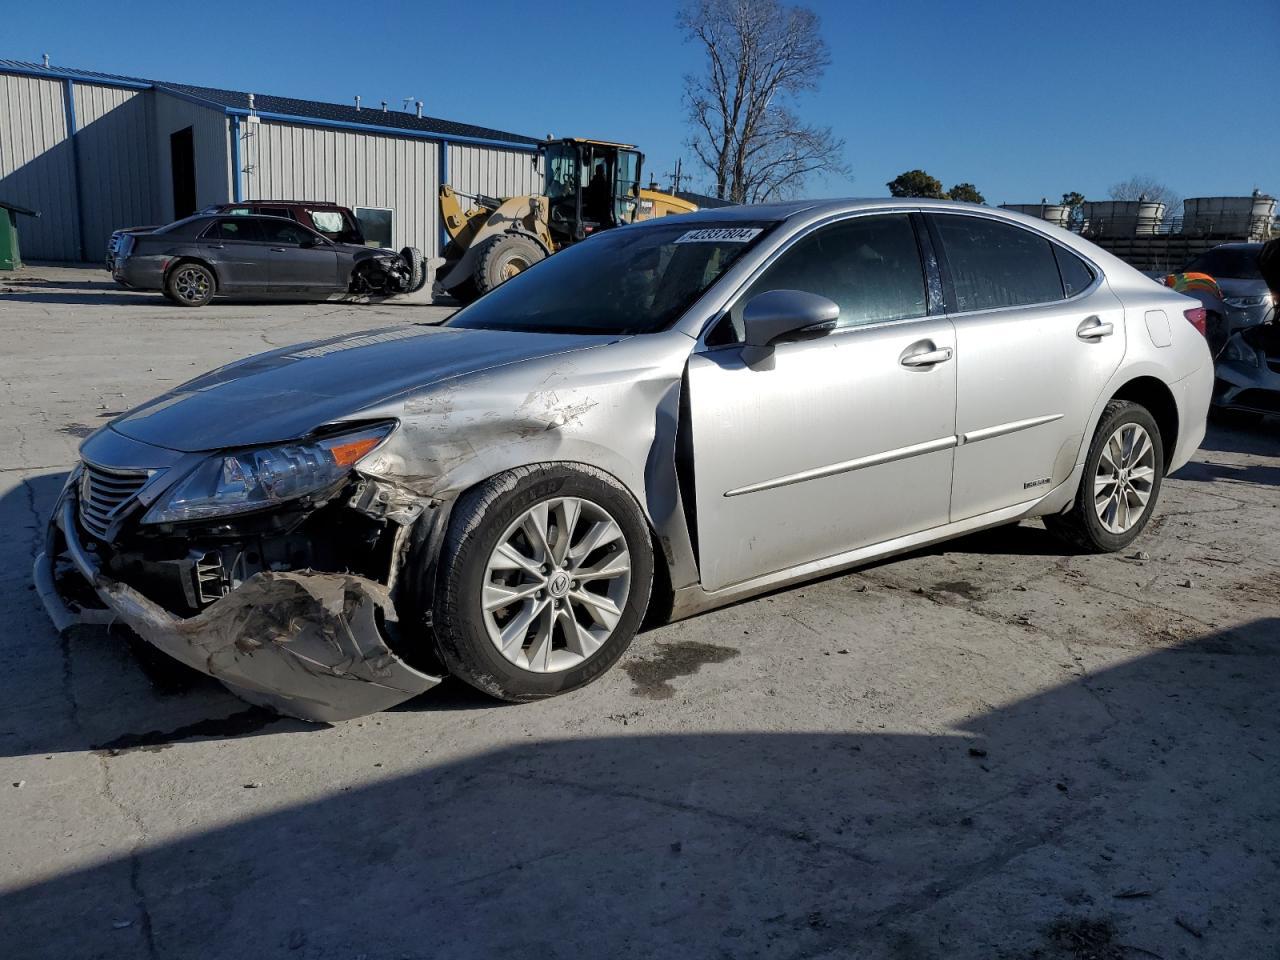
[935,215,1065,311]
[1053,245,1095,298]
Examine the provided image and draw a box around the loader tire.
[473,234,545,295]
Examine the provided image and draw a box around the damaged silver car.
[37,200,1213,722]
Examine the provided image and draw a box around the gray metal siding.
[248,120,440,257]
[153,91,231,222]
[0,72,77,260]
[447,143,542,201]
[73,83,157,260]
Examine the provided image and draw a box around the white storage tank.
[1182,195,1276,238]
[1080,200,1164,237]
[999,203,1071,228]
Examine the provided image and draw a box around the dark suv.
[106,201,366,272]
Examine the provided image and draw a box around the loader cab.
[543,138,643,243]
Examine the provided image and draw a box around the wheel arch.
[164,256,219,290]
[1109,375,1179,474]
[396,458,675,667]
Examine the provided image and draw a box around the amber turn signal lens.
[326,435,383,467]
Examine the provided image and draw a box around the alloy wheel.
[481,496,632,673]
[174,267,209,303]
[1094,423,1156,534]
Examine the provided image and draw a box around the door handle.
[205,243,225,249]
[1076,316,1114,340]
[270,246,288,252]
[900,345,953,367]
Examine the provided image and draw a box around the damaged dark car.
[112,213,426,306]
[38,200,1212,722]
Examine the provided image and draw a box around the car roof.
[221,200,348,207]
[669,197,1032,224]
[1204,242,1263,251]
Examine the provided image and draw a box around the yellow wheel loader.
[436,137,699,302]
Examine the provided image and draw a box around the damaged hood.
[109,325,619,452]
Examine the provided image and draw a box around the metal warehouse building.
[0,59,542,262]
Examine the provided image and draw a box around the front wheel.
[1044,400,1164,553]
[431,464,653,701]
[473,234,545,295]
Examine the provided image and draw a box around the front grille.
[79,463,150,540]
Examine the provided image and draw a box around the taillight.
[1184,306,1207,336]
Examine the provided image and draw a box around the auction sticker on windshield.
[674,227,763,244]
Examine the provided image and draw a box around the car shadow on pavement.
[1,619,1276,959]
[0,292,172,307]
[1172,424,1280,487]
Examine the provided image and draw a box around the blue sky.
[7,0,1278,203]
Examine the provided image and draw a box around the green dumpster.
[0,200,40,271]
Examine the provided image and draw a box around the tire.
[165,261,215,307]
[161,288,179,303]
[1045,400,1164,553]
[444,275,480,305]
[473,234,545,295]
[432,464,654,701]
[399,246,427,293]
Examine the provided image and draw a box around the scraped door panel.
[687,318,957,592]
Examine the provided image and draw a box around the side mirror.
[300,236,320,248]
[741,289,840,347]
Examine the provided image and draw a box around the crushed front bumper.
[35,492,441,723]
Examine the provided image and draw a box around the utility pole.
[665,158,686,195]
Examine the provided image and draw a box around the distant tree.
[1060,191,1086,209]
[887,169,946,199]
[1108,175,1181,216]
[947,182,985,204]
[679,0,849,203]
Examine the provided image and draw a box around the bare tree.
[679,0,848,202]
[1108,175,1181,216]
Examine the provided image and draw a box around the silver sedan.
[37,199,1214,721]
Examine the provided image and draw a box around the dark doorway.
[170,126,196,219]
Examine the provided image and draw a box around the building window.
[355,207,393,249]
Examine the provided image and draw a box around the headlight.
[1224,294,1272,309]
[1223,338,1260,368]
[142,423,393,524]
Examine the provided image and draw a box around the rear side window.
[737,214,927,332]
[1054,245,1095,297]
[254,206,296,221]
[935,215,1064,311]
[203,218,264,241]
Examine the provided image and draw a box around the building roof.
[676,190,736,209]
[0,59,540,147]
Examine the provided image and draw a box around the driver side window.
[716,214,927,344]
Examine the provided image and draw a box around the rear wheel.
[1045,400,1164,553]
[473,234,545,295]
[165,262,215,307]
[431,464,653,701]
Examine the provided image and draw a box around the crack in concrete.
[97,754,158,958]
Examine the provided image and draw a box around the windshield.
[545,142,578,202]
[1183,247,1262,280]
[446,221,775,335]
